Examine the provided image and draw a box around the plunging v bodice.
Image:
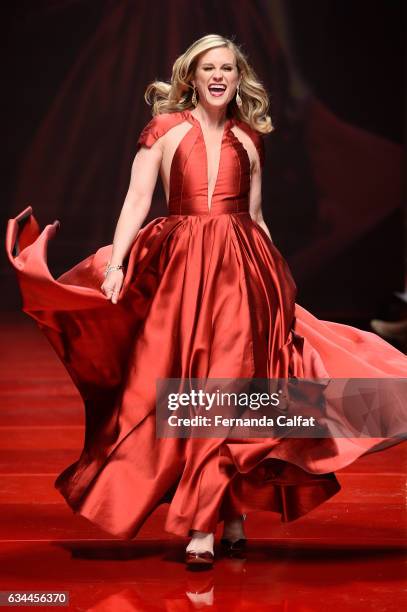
[136,109,265,216]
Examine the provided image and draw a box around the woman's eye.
[202,67,234,71]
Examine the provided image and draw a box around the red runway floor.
[0,312,406,611]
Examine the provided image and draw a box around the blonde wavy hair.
[144,34,274,134]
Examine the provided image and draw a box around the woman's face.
[192,46,240,112]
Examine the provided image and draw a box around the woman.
[6,34,407,567]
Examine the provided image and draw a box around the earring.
[235,84,242,108]
[191,86,198,107]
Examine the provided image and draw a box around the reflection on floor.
[0,312,406,611]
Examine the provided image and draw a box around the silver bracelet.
[104,263,124,277]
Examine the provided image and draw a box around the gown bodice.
[136,109,265,216]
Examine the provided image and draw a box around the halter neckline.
[183,108,234,131]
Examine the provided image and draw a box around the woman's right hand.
[100,269,124,304]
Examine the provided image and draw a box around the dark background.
[2,0,405,319]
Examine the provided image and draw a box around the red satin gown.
[6,108,407,539]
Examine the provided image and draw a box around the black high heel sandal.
[185,531,215,567]
[185,550,214,567]
[219,537,247,553]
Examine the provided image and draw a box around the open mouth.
[208,84,227,97]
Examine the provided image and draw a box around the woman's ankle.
[186,530,215,553]
[222,515,246,541]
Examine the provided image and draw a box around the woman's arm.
[110,143,163,264]
[248,158,273,244]
[101,141,163,303]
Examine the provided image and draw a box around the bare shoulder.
[231,121,265,171]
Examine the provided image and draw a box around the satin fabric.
[6,109,407,539]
